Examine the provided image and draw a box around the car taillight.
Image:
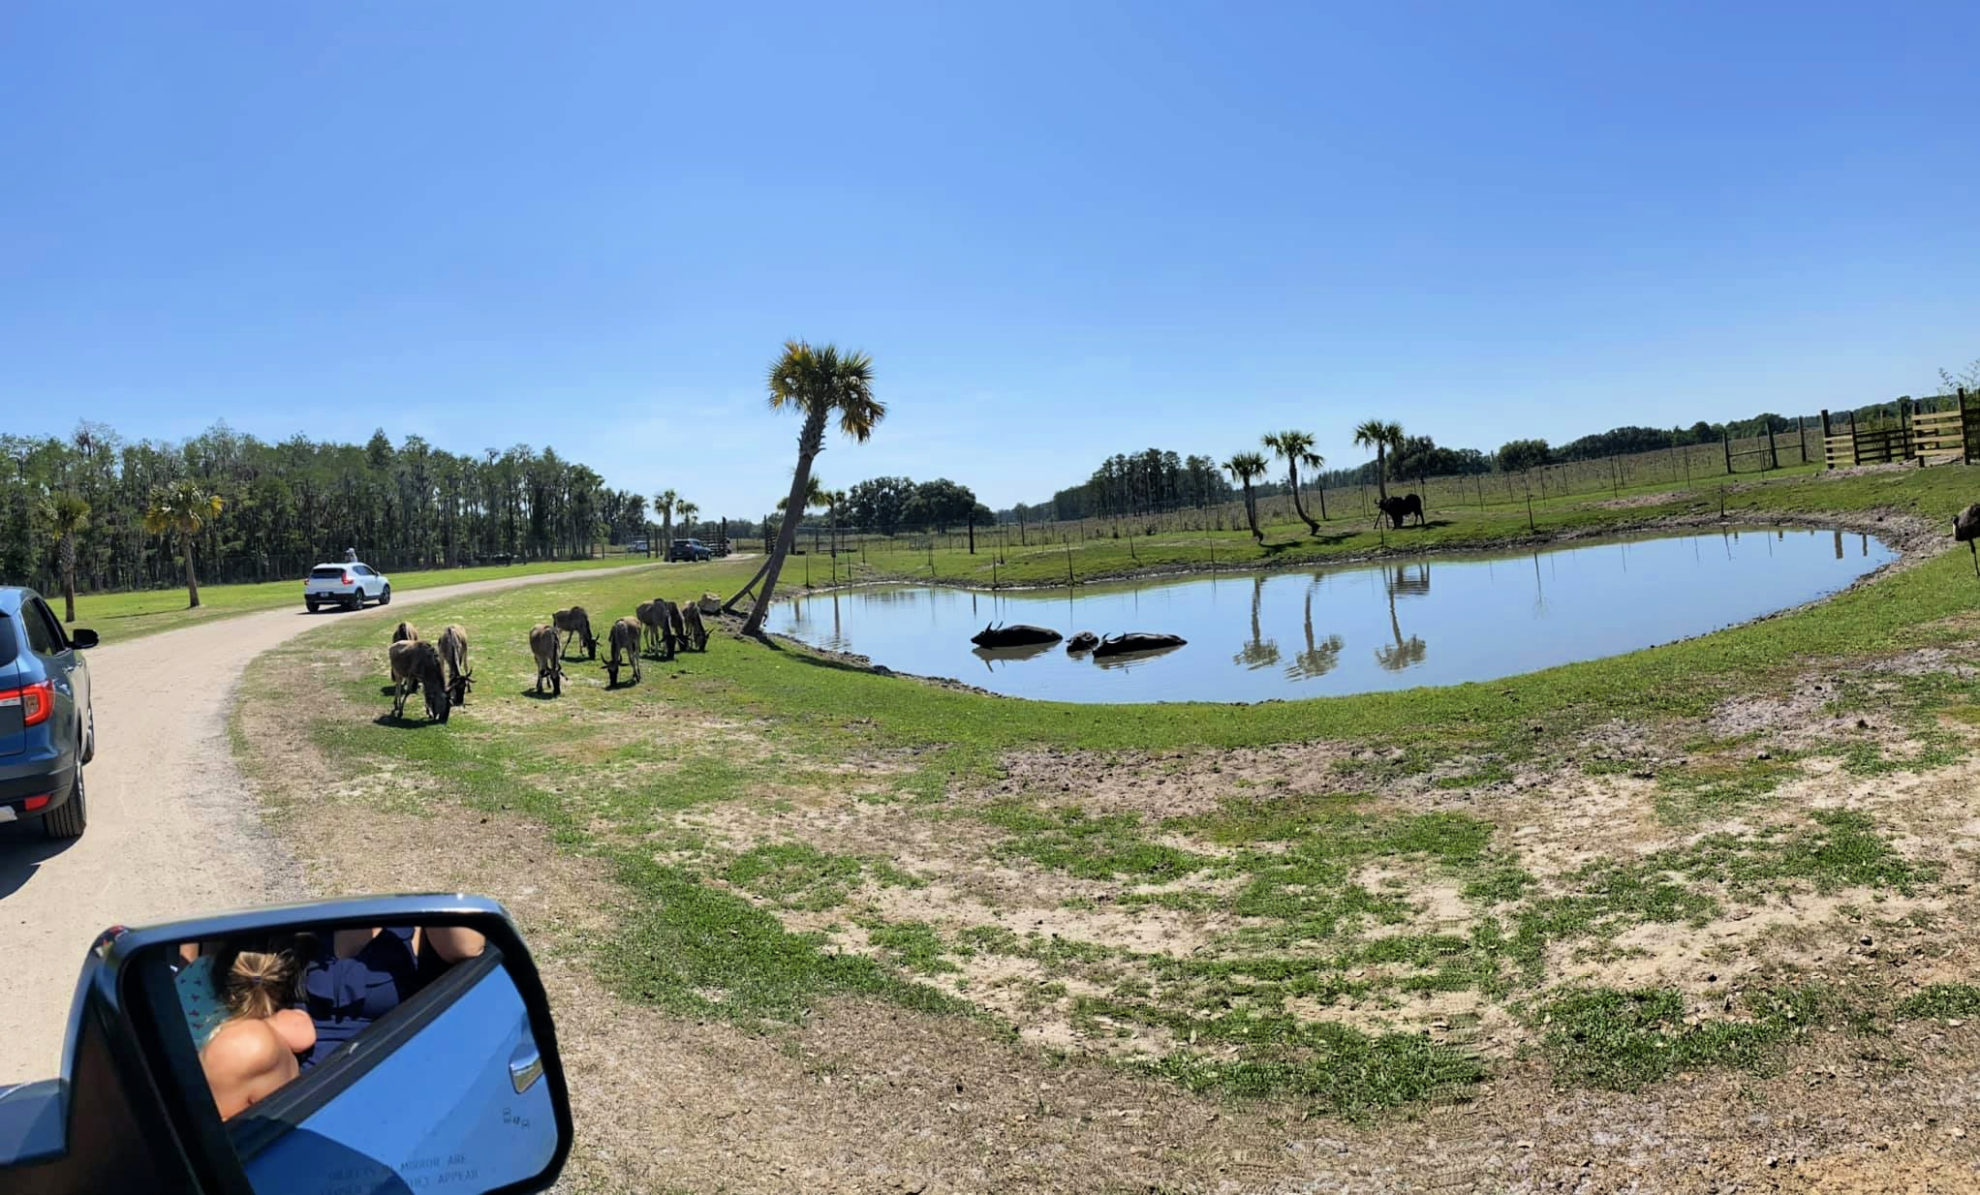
[0,679,55,727]
[342,572,355,585]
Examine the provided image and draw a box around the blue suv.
[0,587,95,839]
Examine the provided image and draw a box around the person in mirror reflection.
[299,926,486,1069]
[198,945,317,1120]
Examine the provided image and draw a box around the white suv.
[304,562,393,612]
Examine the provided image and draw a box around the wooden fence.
[1822,390,1977,469]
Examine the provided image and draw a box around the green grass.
[1896,984,1980,1019]
[236,462,1980,1116]
[69,551,665,642]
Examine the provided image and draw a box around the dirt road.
[0,561,667,1085]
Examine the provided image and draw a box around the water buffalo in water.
[1066,631,1100,653]
[970,622,1062,648]
[1376,493,1425,529]
[1090,632,1187,658]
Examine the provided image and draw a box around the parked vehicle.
[668,538,712,562]
[711,539,732,557]
[303,561,392,612]
[0,587,95,839]
[0,894,572,1193]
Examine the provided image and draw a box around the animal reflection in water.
[977,631,1182,672]
[972,641,1059,669]
[1376,563,1428,672]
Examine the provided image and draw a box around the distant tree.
[847,476,917,535]
[1352,420,1405,502]
[676,500,700,538]
[45,492,89,622]
[1222,451,1268,542]
[1941,358,1980,395]
[653,489,677,549]
[1263,430,1324,534]
[1496,438,1551,473]
[736,341,882,636]
[143,479,224,608]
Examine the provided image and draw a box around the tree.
[775,476,826,516]
[1263,430,1324,534]
[1353,420,1404,502]
[143,479,224,608]
[735,341,883,635]
[46,493,89,622]
[677,501,700,538]
[653,489,677,553]
[1496,438,1551,473]
[1222,451,1268,542]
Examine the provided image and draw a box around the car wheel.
[43,761,86,840]
[348,595,364,611]
[307,599,320,613]
[379,583,391,606]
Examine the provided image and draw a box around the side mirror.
[69,628,98,650]
[0,895,571,1194]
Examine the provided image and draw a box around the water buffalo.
[1066,631,1100,653]
[1090,632,1187,658]
[1376,493,1425,529]
[970,622,1062,649]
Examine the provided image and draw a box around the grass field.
[234,463,1980,1189]
[60,553,653,642]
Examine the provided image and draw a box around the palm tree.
[677,501,700,538]
[1222,451,1268,542]
[1233,575,1281,670]
[823,488,848,557]
[653,489,678,555]
[735,341,883,635]
[1375,565,1428,672]
[143,479,224,608]
[46,493,90,623]
[1263,430,1324,534]
[1286,580,1345,680]
[1353,420,1405,503]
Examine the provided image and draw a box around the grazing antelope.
[387,639,450,722]
[437,623,473,706]
[606,617,643,687]
[552,607,597,659]
[530,624,564,696]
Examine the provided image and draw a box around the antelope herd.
[383,595,715,721]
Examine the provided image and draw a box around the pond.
[768,528,1896,704]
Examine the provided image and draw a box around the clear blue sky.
[4,2,1976,514]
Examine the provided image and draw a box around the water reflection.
[1233,575,1282,671]
[973,642,1057,670]
[1285,581,1345,680]
[768,529,1897,704]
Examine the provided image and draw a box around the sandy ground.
[0,560,670,1086]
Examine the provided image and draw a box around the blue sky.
[4,2,1975,514]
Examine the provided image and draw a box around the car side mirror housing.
[68,628,98,650]
[0,895,571,1195]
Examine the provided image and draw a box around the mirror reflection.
[164,921,557,1195]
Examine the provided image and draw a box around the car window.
[22,599,62,655]
[0,612,17,667]
[310,567,346,579]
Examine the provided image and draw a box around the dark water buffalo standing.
[387,639,450,722]
[970,623,1062,648]
[606,617,643,687]
[1091,632,1187,658]
[1376,493,1425,529]
[1956,503,1980,578]
[1066,631,1100,653]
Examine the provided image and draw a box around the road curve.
[0,561,666,1085]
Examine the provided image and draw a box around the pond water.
[769,528,1896,704]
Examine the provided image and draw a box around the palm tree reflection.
[1234,575,1281,670]
[1285,580,1344,680]
[1374,564,1427,672]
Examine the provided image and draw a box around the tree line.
[0,421,643,612]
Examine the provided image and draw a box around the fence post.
[1722,429,1733,475]
[1962,388,1974,466]
[1768,426,1779,471]
[1797,415,1807,464]
[1819,411,1831,469]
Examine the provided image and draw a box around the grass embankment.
[242,464,1980,1121]
[68,553,651,642]
[845,460,1925,588]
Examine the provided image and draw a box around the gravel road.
[0,561,664,1085]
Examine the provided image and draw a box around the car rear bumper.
[0,761,76,823]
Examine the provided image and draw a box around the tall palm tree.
[1222,451,1268,542]
[1353,420,1405,503]
[46,493,90,623]
[1263,430,1324,534]
[143,479,224,609]
[677,501,700,538]
[736,341,883,635]
[653,489,677,554]
[823,487,848,556]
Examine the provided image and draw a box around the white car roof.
[312,561,374,569]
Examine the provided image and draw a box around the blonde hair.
[223,949,298,1022]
